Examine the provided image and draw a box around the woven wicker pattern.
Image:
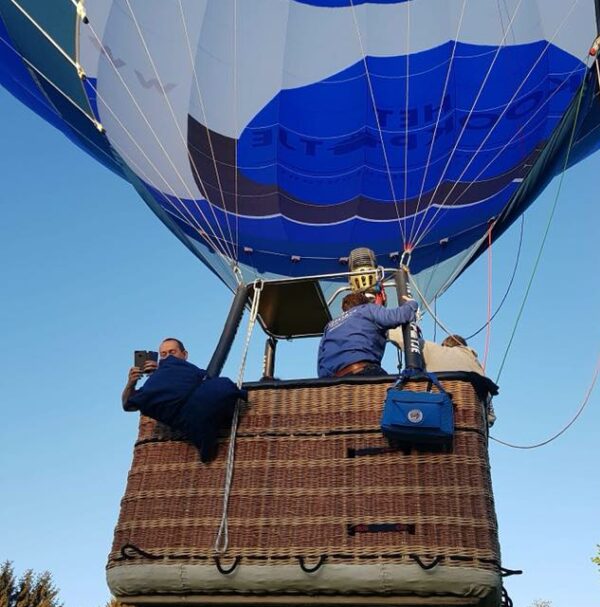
[109,378,500,572]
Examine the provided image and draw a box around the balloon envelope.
[1,0,599,298]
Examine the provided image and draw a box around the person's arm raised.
[122,366,142,411]
[367,299,418,329]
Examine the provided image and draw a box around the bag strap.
[394,369,449,396]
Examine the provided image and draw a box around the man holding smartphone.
[121,338,188,411]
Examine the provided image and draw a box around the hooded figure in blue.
[318,293,418,378]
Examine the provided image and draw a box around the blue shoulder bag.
[380,371,454,448]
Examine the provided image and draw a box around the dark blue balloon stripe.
[83,77,101,123]
[293,0,410,6]
[147,175,516,283]
[238,41,583,207]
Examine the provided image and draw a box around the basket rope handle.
[297,555,327,573]
[214,556,241,575]
[409,554,443,570]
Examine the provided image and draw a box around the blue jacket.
[318,301,418,377]
[127,356,247,461]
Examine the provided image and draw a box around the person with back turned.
[318,292,418,378]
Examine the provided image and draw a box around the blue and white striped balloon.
[1,0,598,297]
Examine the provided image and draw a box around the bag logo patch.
[407,408,424,423]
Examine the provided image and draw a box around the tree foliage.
[529,600,552,607]
[592,545,600,571]
[0,561,62,607]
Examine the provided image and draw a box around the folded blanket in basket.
[127,356,247,462]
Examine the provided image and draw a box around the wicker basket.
[108,376,502,606]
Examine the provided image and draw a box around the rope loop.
[409,554,444,570]
[214,285,263,554]
[501,585,514,607]
[252,278,264,294]
[117,543,161,561]
[232,263,244,286]
[297,555,327,573]
[214,556,241,575]
[500,566,523,577]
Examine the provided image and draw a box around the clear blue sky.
[0,84,598,607]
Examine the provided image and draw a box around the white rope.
[214,281,263,554]
[402,1,411,229]
[348,0,406,244]
[413,52,586,248]
[10,2,238,274]
[408,0,468,246]
[123,0,238,264]
[10,0,82,72]
[0,32,101,131]
[413,0,582,248]
[82,77,236,280]
[410,0,526,244]
[0,9,214,250]
[82,23,238,277]
[233,0,246,275]
[406,268,456,340]
[491,354,599,449]
[175,3,224,201]
[83,26,229,259]
[418,42,589,294]
[176,0,240,269]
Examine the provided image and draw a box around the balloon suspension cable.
[407,270,455,338]
[589,36,600,91]
[122,0,238,263]
[174,0,240,261]
[411,7,589,251]
[465,215,525,341]
[4,1,100,130]
[494,65,588,385]
[10,0,78,69]
[481,224,494,373]
[79,14,239,274]
[214,280,263,554]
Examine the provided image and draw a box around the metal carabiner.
[399,249,412,269]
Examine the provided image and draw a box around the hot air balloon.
[1,1,599,605]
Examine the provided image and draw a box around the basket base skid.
[119,595,483,606]
[108,562,501,607]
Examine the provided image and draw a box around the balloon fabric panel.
[0,0,598,297]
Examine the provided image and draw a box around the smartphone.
[134,350,159,373]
